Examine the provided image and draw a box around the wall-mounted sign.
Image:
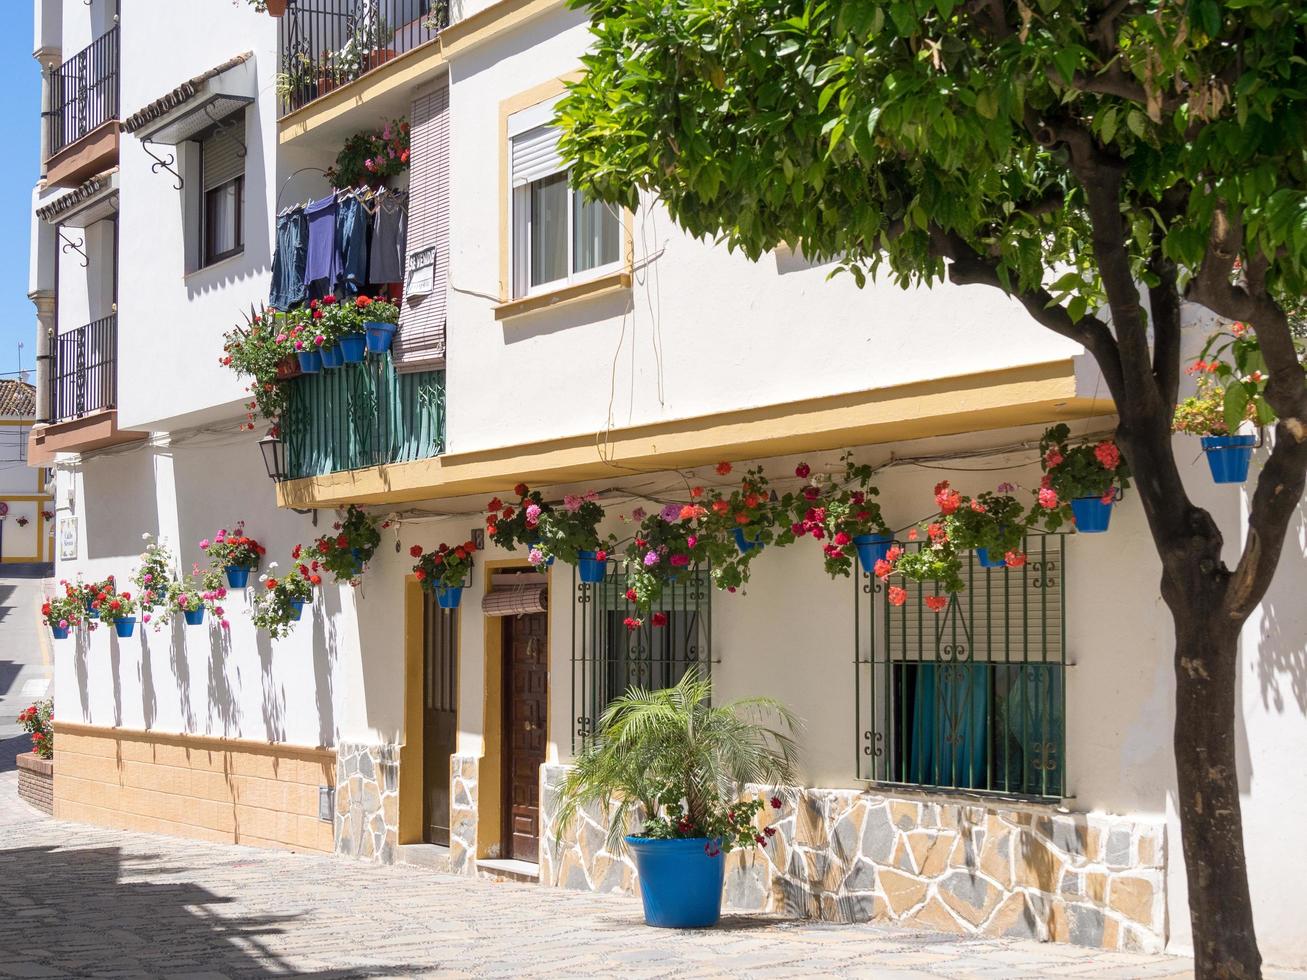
[405,246,436,298]
[60,515,78,561]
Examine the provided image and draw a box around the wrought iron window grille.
[856,534,1068,802]
[571,563,714,753]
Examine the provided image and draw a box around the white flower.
[142,532,152,540]
[268,561,279,569]
[258,574,268,583]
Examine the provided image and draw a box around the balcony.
[45,27,121,188]
[28,314,144,466]
[282,356,445,479]
[278,0,449,117]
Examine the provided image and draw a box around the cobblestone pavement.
[2,773,1303,980]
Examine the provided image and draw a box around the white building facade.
[26,0,1307,968]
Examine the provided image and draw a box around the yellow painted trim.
[1,555,41,563]
[497,73,633,303]
[278,360,1111,509]
[278,45,448,144]
[440,0,567,59]
[0,495,55,502]
[493,271,632,321]
[398,574,427,845]
[0,419,33,425]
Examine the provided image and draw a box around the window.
[509,110,622,298]
[198,119,245,267]
[570,564,710,751]
[855,535,1066,799]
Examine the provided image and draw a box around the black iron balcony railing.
[279,0,449,115]
[51,315,117,424]
[48,26,120,157]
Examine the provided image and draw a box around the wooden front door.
[503,613,548,863]
[422,592,458,846]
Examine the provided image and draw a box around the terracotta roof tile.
[0,379,36,418]
[123,52,254,134]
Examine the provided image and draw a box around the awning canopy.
[124,52,255,145]
[36,170,119,227]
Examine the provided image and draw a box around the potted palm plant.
[554,670,800,929]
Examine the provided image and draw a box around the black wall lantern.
[259,431,287,482]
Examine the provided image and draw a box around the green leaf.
[976,89,998,119]
[1126,110,1148,138]
[866,105,883,136]
[1224,383,1251,434]
[1099,106,1118,143]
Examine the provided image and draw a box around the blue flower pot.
[732,527,764,554]
[1070,496,1114,533]
[289,598,307,621]
[364,320,397,354]
[576,550,607,584]
[320,343,344,368]
[975,548,1007,569]
[339,332,367,363]
[625,836,725,928]
[853,533,894,574]
[297,350,323,374]
[435,585,463,609]
[183,607,206,626]
[225,565,252,589]
[350,547,366,576]
[50,625,69,640]
[86,607,99,620]
[1201,434,1256,484]
[114,617,136,639]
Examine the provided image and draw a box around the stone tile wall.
[335,742,399,863]
[17,752,54,815]
[449,754,479,874]
[539,765,1165,952]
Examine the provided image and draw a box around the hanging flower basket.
[1070,495,1115,533]
[852,533,894,574]
[434,585,463,609]
[114,617,137,639]
[183,607,206,626]
[297,350,323,374]
[274,355,302,381]
[365,320,397,354]
[226,565,253,589]
[320,343,345,369]
[1201,435,1256,484]
[265,0,288,16]
[576,549,608,584]
[51,624,69,640]
[732,527,763,555]
[339,332,367,363]
[289,598,307,621]
[974,548,1008,569]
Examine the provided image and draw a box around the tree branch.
[1149,186,1188,410]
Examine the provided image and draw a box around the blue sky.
[0,10,43,384]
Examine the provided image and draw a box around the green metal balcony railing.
[283,356,445,479]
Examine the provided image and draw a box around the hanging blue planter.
[975,548,1007,569]
[86,607,99,620]
[576,550,607,584]
[525,536,555,566]
[625,836,725,928]
[435,585,463,609]
[113,617,136,639]
[732,528,764,554]
[364,320,397,354]
[225,565,252,589]
[289,598,307,621]
[50,625,69,640]
[1201,435,1256,484]
[297,349,323,374]
[852,533,894,574]
[320,343,345,368]
[1070,496,1114,533]
[183,607,206,626]
[339,332,367,363]
[350,547,366,576]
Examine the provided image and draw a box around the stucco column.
[30,291,55,426]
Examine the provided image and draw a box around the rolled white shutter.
[202,121,244,190]
[395,76,450,373]
[511,125,562,187]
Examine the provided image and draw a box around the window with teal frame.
[570,563,712,753]
[283,356,445,479]
[855,535,1066,800]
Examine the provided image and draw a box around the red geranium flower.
[715,461,732,476]
[514,482,529,497]
[409,544,424,558]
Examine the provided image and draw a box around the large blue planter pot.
[576,550,607,584]
[114,617,136,639]
[625,836,725,928]
[435,585,463,609]
[339,332,367,363]
[183,607,206,626]
[225,565,253,589]
[320,343,345,368]
[289,598,307,621]
[1202,435,1256,484]
[1070,496,1114,533]
[364,321,397,354]
[732,528,763,555]
[50,625,69,640]
[297,350,323,374]
[975,548,1007,569]
[350,547,366,576]
[853,533,894,574]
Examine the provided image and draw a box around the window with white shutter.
[508,99,621,299]
[200,113,245,266]
[395,76,450,373]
